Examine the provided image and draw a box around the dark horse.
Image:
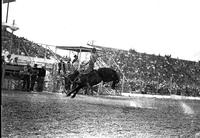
[66,67,120,98]
[63,70,80,94]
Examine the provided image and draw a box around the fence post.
[98,81,103,95]
[2,64,5,88]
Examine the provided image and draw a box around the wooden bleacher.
[2,63,25,90]
[2,63,41,90]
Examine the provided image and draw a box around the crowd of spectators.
[2,29,61,59]
[100,48,200,96]
[2,55,46,92]
[2,28,200,96]
[20,64,46,92]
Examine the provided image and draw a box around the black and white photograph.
[1,0,200,137]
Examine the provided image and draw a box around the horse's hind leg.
[85,83,91,95]
[84,87,89,95]
[90,87,94,96]
[111,82,116,89]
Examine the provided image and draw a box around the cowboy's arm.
[84,61,89,66]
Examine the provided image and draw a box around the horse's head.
[73,70,80,76]
[75,76,82,84]
[69,70,80,81]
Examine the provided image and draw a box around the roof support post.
[78,48,82,70]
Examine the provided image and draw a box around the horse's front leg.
[84,83,91,95]
[112,81,119,95]
[90,86,94,96]
[63,83,70,94]
[66,84,78,97]
[71,85,83,98]
[83,87,88,95]
[62,88,67,94]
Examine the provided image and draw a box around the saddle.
[79,69,96,75]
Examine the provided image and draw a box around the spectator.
[22,64,32,92]
[30,64,38,92]
[5,54,13,64]
[2,28,200,95]
[37,66,46,92]
[2,56,5,64]
[12,57,18,65]
[66,58,72,72]
[58,59,66,75]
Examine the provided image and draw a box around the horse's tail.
[115,71,120,84]
[110,71,120,89]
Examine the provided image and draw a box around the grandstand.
[2,25,200,96]
[2,25,61,91]
[103,48,199,96]
[87,43,200,96]
[2,29,61,60]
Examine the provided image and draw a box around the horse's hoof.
[71,94,76,98]
[64,91,68,94]
[66,93,71,97]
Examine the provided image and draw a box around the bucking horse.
[66,67,120,98]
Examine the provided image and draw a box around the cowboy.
[72,55,78,64]
[84,48,98,73]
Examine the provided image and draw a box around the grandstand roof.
[56,46,101,53]
[87,43,126,51]
[2,22,19,31]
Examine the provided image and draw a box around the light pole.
[5,1,10,23]
[9,20,19,54]
[3,0,16,23]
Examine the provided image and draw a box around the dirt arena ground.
[1,90,200,138]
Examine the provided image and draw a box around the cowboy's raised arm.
[84,61,89,66]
